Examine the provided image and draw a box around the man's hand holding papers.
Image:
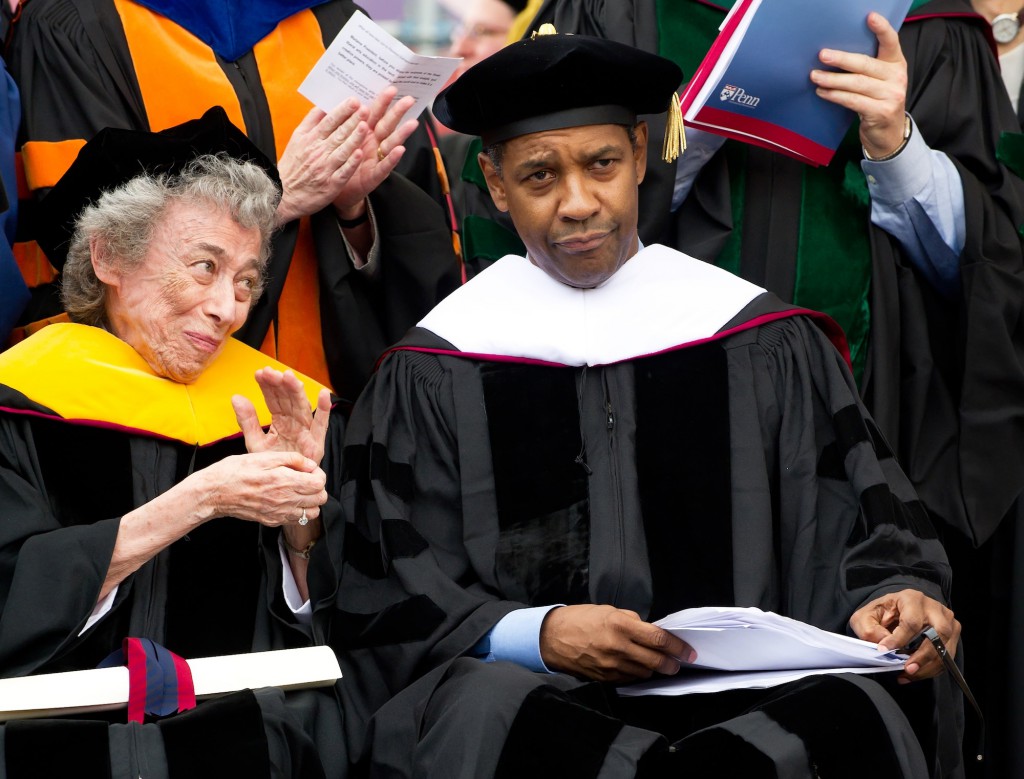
[849,588,961,683]
[540,604,696,683]
[618,604,941,697]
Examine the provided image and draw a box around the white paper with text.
[299,11,460,120]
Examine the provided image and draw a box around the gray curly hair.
[61,153,281,328]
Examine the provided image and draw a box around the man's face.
[447,0,516,82]
[97,201,263,383]
[480,122,648,288]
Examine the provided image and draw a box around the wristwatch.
[992,11,1020,44]
[862,113,912,162]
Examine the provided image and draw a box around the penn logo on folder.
[681,0,913,166]
[719,84,760,107]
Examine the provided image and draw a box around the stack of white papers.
[619,606,905,697]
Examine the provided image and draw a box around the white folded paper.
[618,606,904,697]
[0,645,342,721]
[299,11,460,120]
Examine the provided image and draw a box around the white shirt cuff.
[79,586,118,636]
[278,536,312,624]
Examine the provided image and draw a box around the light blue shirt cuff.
[862,118,935,204]
[471,605,562,673]
[863,115,965,297]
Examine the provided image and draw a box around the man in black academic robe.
[520,2,1024,774]
[332,31,964,778]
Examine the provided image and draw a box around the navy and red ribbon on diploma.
[98,637,196,722]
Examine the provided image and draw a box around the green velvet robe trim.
[996,131,1024,237]
[462,215,526,263]
[458,136,526,263]
[656,0,874,381]
[461,136,487,189]
[997,132,1024,181]
[796,133,872,380]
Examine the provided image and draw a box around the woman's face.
[98,201,262,383]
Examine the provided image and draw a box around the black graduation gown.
[7,0,461,401]
[0,330,349,779]
[518,6,1024,769]
[332,251,960,776]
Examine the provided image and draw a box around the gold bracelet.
[284,535,319,560]
[863,114,912,162]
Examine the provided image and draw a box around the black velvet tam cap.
[433,29,683,146]
[38,106,278,270]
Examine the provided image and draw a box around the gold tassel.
[661,92,686,163]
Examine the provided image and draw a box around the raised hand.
[276,97,370,225]
[274,86,419,226]
[331,85,419,219]
[232,367,332,465]
[810,12,909,159]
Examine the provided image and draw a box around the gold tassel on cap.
[531,23,558,38]
[662,92,686,163]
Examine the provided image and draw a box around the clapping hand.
[231,368,332,557]
[232,367,332,464]
[276,86,419,225]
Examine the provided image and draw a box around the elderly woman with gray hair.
[0,111,347,779]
